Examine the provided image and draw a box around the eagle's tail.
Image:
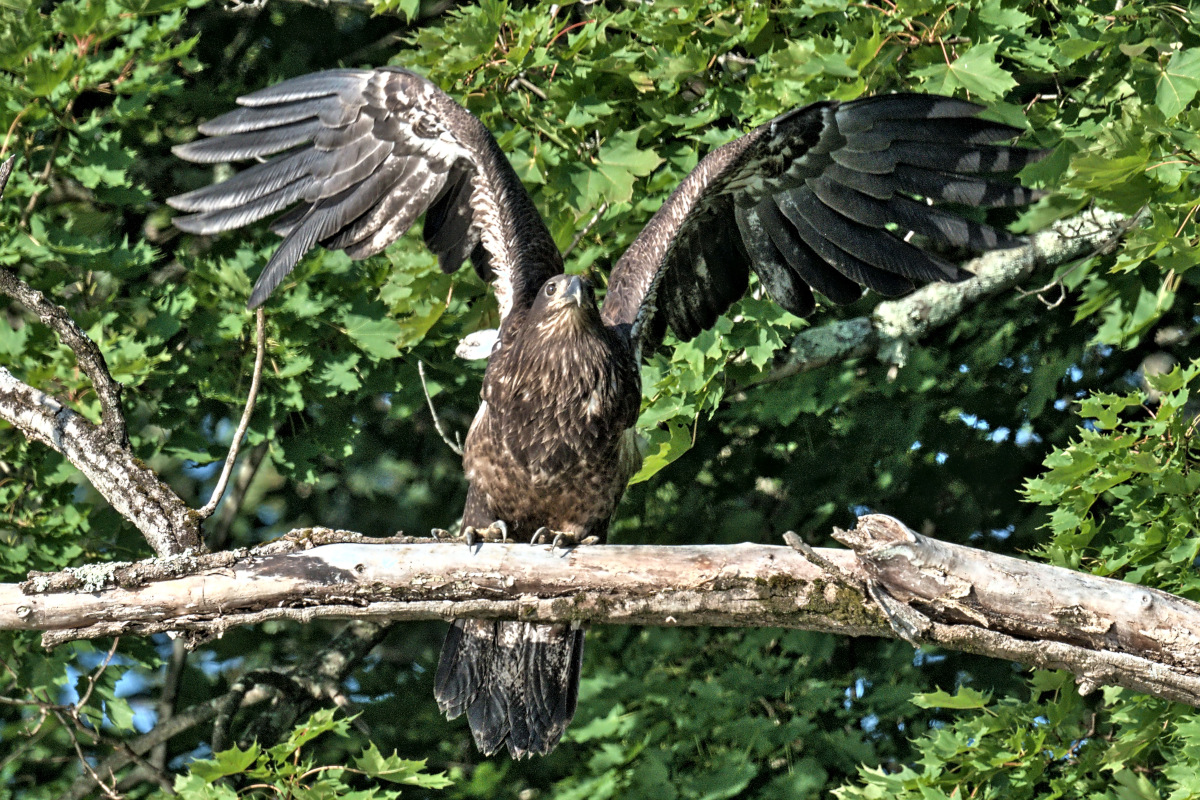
[434,619,584,758]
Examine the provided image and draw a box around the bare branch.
[62,617,388,799]
[509,75,548,101]
[198,308,266,520]
[62,695,224,800]
[0,158,127,444]
[7,516,1200,708]
[0,368,202,555]
[148,637,187,772]
[769,208,1141,381]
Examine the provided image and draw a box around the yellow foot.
[462,520,509,547]
[530,527,600,548]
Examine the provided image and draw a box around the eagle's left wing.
[169,67,562,315]
[599,94,1044,359]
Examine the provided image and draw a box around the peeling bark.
[0,269,127,444]
[771,208,1141,380]
[0,368,202,555]
[6,517,1200,708]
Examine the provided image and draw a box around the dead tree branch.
[0,155,200,555]
[6,516,1200,708]
[0,158,125,443]
[770,208,1140,380]
[0,368,202,555]
[0,269,128,445]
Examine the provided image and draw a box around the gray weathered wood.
[5,517,1200,707]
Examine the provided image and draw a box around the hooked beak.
[563,275,586,308]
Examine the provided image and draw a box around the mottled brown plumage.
[170,66,1043,757]
[435,276,641,756]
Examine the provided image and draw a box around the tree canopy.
[0,0,1198,797]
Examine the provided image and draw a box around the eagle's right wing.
[599,94,1044,359]
[169,67,562,316]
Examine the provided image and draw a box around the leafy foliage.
[165,709,451,798]
[836,676,1200,800]
[1028,363,1200,597]
[0,0,1198,797]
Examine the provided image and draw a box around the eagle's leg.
[530,527,599,548]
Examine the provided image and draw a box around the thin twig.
[418,360,463,457]
[57,709,121,800]
[206,440,270,551]
[564,201,609,259]
[115,744,174,794]
[19,97,74,229]
[198,308,266,520]
[510,75,548,100]
[63,695,226,800]
[1016,205,1149,305]
[76,638,120,709]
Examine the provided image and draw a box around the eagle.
[168,67,1042,757]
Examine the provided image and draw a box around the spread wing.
[169,67,562,315]
[600,94,1044,357]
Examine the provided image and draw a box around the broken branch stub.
[835,514,1200,674]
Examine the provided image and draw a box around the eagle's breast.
[462,309,640,540]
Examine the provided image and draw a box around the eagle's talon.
[547,531,600,548]
[531,527,551,546]
[488,520,509,543]
[463,526,477,548]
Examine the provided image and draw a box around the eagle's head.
[532,274,600,332]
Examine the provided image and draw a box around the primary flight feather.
[170,66,1043,758]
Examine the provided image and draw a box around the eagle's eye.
[545,282,558,297]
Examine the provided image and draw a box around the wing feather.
[776,188,960,283]
[170,67,561,314]
[601,93,1045,358]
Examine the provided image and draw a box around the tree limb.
[0,270,129,445]
[0,368,202,555]
[0,156,127,444]
[769,208,1140,380]
[7,516,1200,707]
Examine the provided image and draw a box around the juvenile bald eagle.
[169,67,1042,757]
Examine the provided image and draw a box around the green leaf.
[629,421,691,484]
[917,40,1016,101]
[319,353,363,393]
[911,687,993,710]
[25,51,76,96]
[1157,48,1200,118]
[338,302,405,360]
[267,709,350,763]
[171,775,240,799]
[354,743,453,789]
[190,744,261,780]
[590,129,664,205]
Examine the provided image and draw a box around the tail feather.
[434,619,583,758]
